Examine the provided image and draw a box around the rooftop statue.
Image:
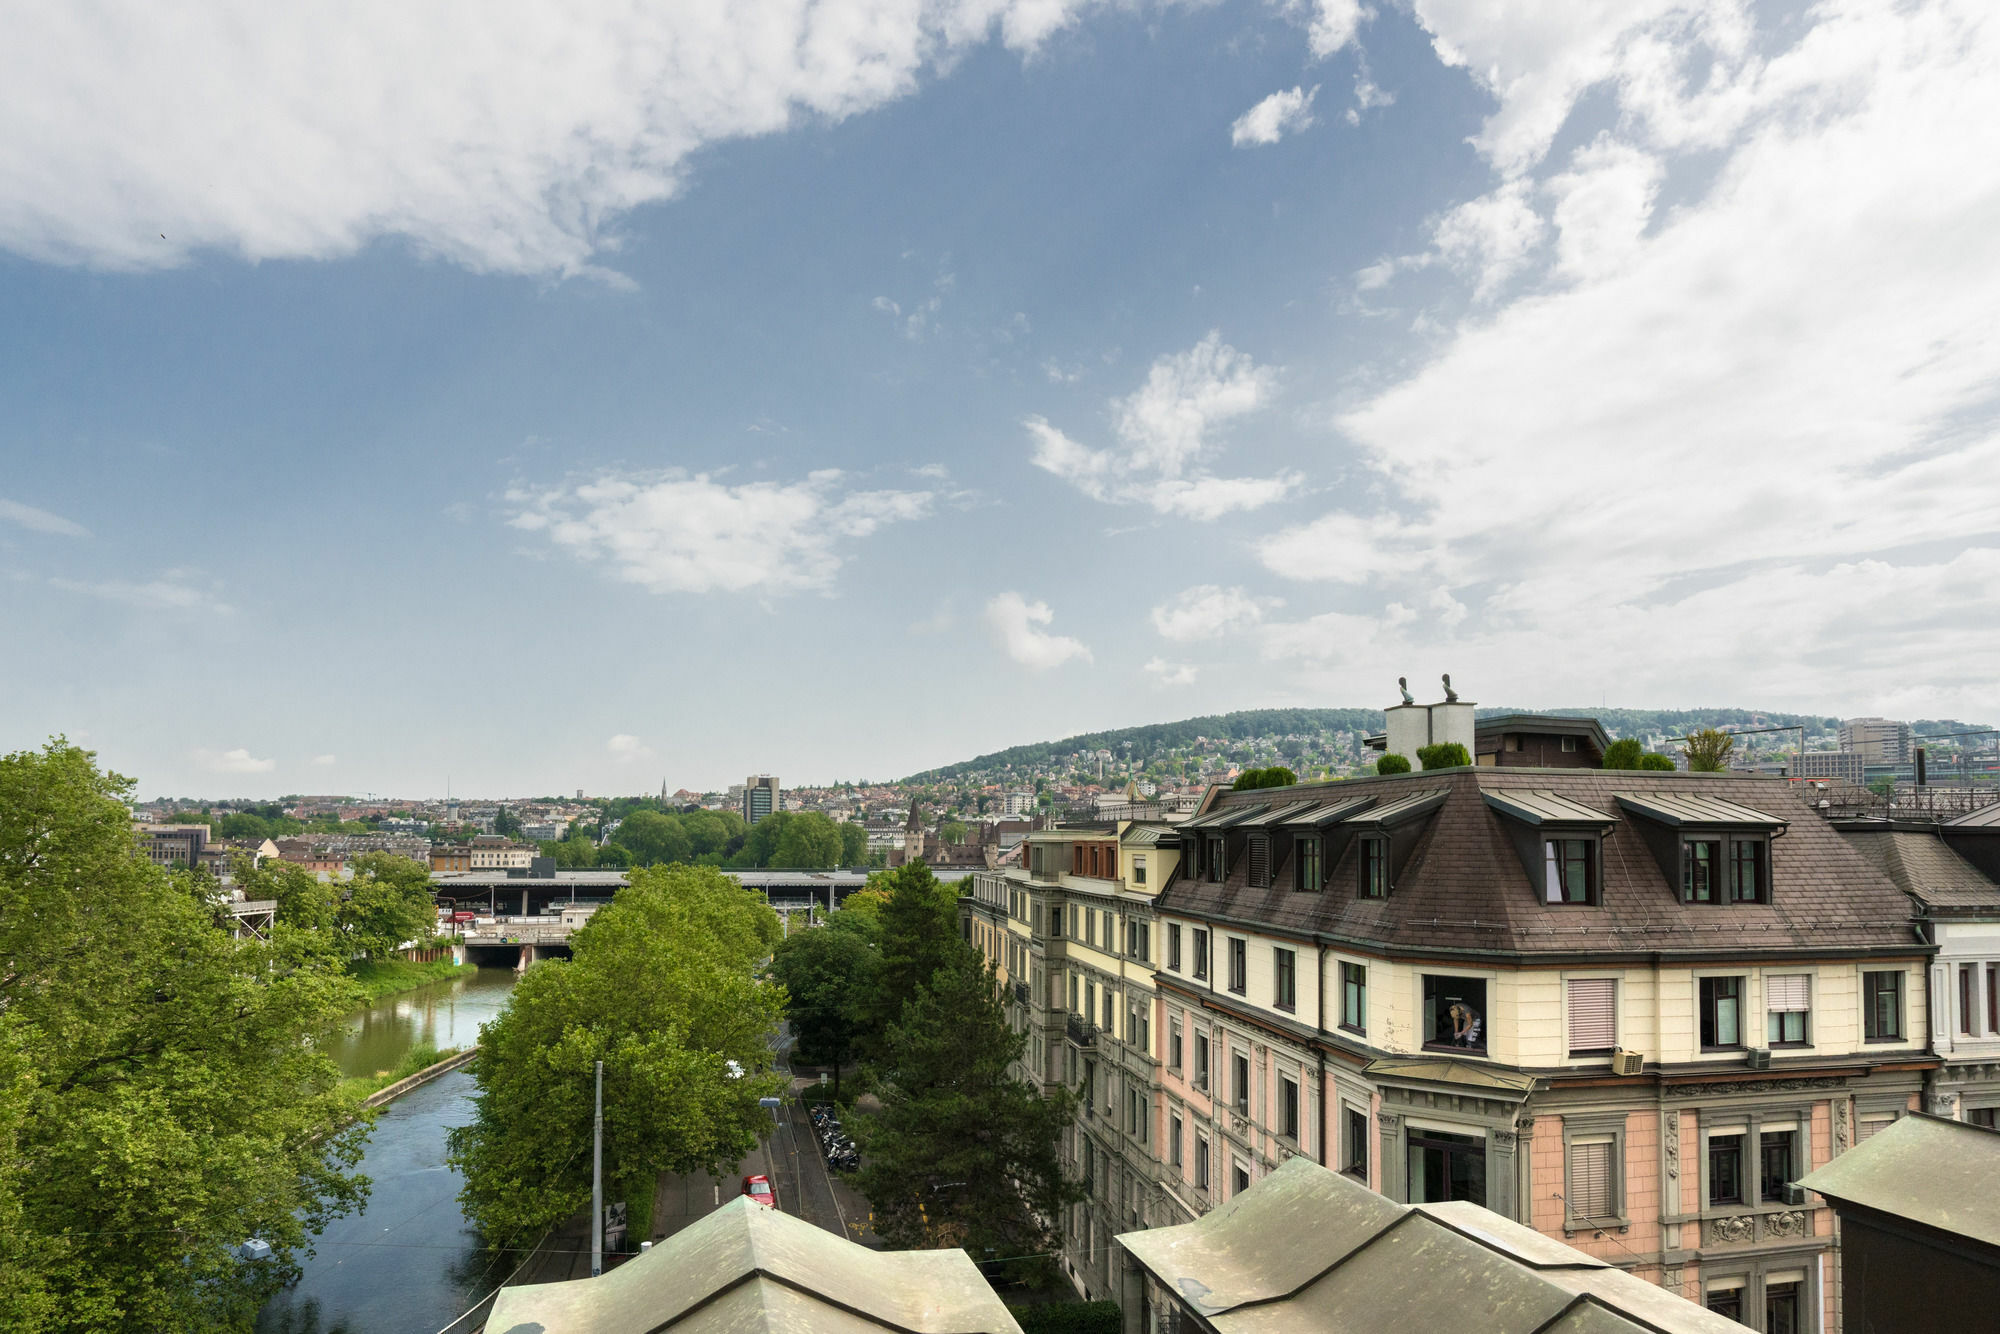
[1443,673,1459,703]
[1398,676,1414,706]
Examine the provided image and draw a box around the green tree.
[773,812,844,868]
[855,953,1079,1283]
[868,863,974,1042]
[734,810,793,867]
[681,810,745,859]
[493,806,524,839]
[613,809,694,867]
[339,853,437,959]
[1639,753,1677,771]
[1601,738,1645,770]
[0,741,368,1331]
[1376,753,1412,775]
[238,854,343,933]
[594,842,633,869]
[1683,729,1736,773]
[839,821,868,866]
[939,819,969,844]
[1416,743,1471,770]
[771,912,879,1096]
[545,835,599,868]
[449,865,784,1247]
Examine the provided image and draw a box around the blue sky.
[3,0,1997,798]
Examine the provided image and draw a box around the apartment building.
[744,775,780,825]
[467,835,534,871]
[1145,762,1932,1334]
[134,821,210,869]
[962,818,1183,1301]
[1839,808,2000,1127]
[1838,718,1911,767]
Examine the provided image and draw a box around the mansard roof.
[1152,768,1920,959]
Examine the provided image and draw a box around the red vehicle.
[741,1174,775,1209]
[450,911,477,924]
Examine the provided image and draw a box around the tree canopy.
[854,951,1079,1282]
[1683,729,1736,773]
[771,910,879,1095]
[448,864,785,1246]
[1416,743,1471,770]
[1376,753,1412,775]
[1601,738,1645,770]
[866,862,975,1044]
[0,741,369,1332]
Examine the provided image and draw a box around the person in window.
[1449,998,1483,1048]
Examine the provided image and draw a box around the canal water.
[256,967,518,1334]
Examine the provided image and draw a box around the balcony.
[1066,1014,1100,1049]
[1013,981,1031,1008]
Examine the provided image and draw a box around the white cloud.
[1347,60,1395,125]
[1263,0,2000,712]
[1231,86,1319,148]
[507,469,933,595]
[984,592,1092,669]
[1307,0,1366,58]
[1145,657,1199,685]
[606,734,655,761]
[1028,332,1298,519]
[195,747,274,775]
[1150,585,1281,641]
[1430,179,1546,300]
[310,754,337,767]
[49,575,231,613]
[0,498,87,536]
[0,2,1097,277]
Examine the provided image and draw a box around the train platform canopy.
[484,1195,1021,1334]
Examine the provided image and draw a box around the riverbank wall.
[362,1047,480,1109]
[348,954,478,1003]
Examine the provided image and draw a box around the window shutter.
[1249,836,1271,887]
[1766,975,1810,1012]
[1857,1116,1893,1143]
[1568,978,1618,1052]
[1570,1138,1614,1219]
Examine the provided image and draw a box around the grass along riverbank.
[347,955,477,1004]
[339,1041,466,1101]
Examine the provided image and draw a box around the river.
[256,967,518,1334]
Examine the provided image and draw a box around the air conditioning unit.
[1611,1049,1644,1077]
[1748,1048,1773,1070]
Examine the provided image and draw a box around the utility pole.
[591,1060,604,1277]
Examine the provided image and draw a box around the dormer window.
[1729,838,1768,903]
[1248,835,1273,888]
[1296,836,1323,892]
[1205,835,1225,883]
[1616,793,1787,908]
[1680,836,1766,903]
[1682,840,1719,903]
[1543,837,1598,905]
[1359,836,1388,898]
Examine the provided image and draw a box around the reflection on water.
[328,966,519,1079]
[257,969,518,1334]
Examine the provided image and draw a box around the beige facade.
[962,820,1182,1301]
[1142,767,1933,1334]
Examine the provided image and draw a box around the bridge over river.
[432,866,974,919]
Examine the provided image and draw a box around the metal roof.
[1122,825,1167,847]
[1116,1157,1742,1334]
[1801,1113,2000,1252]
[1228,800,1325,829]
[1363,1056,1538,1094]
[1346,790,1449,826]
[1948,803,2000,829]
[1613,792,1788,829]
[485,1196,1022,1333]
[1482,790,1617,828]
[1180,803,1270,831]
[1275,795,1380,827]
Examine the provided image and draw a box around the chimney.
[1916,747,1927,787]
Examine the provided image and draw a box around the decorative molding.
[1378,1112,1402,1133]
[1664,1110,1681,1182]
[1668,1077,1848,1098]
[1767,1210,1809,1238]
[1661,1265,1684,1295]
[1493,1131,1518,1152]
[1834,1101,1850,1155]
[1707,1215,1755,1244]
[1928,1091,1960,1117]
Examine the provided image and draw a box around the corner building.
[962,814,1182,1300]
[1146,765,1933,1334]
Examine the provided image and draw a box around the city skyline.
[5,0,1998,797]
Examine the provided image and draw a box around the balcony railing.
[1066,1014,1099,1049]
[1013,981,1031,1008]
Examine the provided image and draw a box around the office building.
[743,775,779,825]
[1840,718,1912,766]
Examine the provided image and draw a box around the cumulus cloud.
[49,575,231,613]
[1027,332,1297,519]
[1231,86,1319,147]
[195,747,275,775]
[1265,0,2000,713]
[1144,657,1199,685]
[1150,585,1281,642]
[1307,0,1366,57]
[984,592,1092,669]
[0,2,1097,277]
[508,469,933,595]
[0,498,88,537]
